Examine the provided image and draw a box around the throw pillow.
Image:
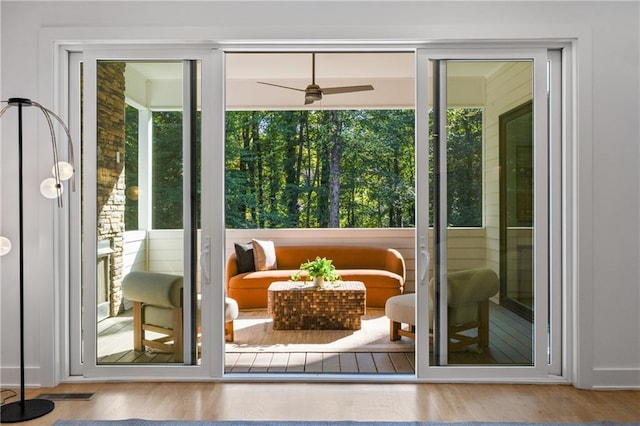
[252,238,278,271]
[234,242,255,273]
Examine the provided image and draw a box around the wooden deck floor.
[98,301,532,373]
[225,351,415,373]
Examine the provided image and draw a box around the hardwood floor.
[29,304,634,425]
[9,382,639,423]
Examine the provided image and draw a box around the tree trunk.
[389,142,401,227]
[253,113,264,228]
[242,117,256,226]
[328,110,342,228]
[285,111,306,226]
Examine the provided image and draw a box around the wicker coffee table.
[267,281,366,330]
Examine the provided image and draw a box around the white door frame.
[415,47,562,381]
[76,47,224,379]
[64,42,567,382]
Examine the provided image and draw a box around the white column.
[138,108,152,231]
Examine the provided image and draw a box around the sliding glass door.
[415,48,561,379]
[76,49,224,377]
[67,44,562,381]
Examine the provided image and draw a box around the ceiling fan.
[257,53,374,105]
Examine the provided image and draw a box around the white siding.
[123,228,491,294]
[147,230,184,275]
[122,230,147,275]
[484,62,533,274]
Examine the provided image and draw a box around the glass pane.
[431,60,535,366]
[95,60,201,365]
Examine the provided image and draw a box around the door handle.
[419,236,429,286]
[420,249,430,285]
[201,236,211,284]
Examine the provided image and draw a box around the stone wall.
[97,61,126,316]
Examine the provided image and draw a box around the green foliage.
[428,108,483,227]
[124,104,139,231]
[130,106,482,230]
[148,110,201,230]
[152,111,184,229]
[446,108,483,227]
[291,257,340,282]
[225,109,418,229]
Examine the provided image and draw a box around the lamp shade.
[40,177,63,199]
[52,161,74,181]
[0,236,11,256]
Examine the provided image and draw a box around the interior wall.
[0,1,638,389]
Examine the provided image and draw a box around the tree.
[152,111,183,229]
[147,110,202,229]
[447,108,483,227]
[224,109,429,229]
[328,110,342,228]
[149,107,481,230]
[124,105,139,231]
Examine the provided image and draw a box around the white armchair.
[385,268,500,350]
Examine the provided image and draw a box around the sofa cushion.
[332,269,403,288]
[275,246,389,270]
[234,242,255,273]
[228,270,291,289]
[228,269,402,290]
[252,239,278,271]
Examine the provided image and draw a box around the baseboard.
[592,367,640,389]
[0,366,43,388]
[3,366,638,389]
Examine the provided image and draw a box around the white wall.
[0,1,638,389]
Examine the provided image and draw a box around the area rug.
[53,420,628,426]
[226,308,414,353]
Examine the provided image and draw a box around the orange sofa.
[226,245,405,309]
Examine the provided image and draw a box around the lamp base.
[0,399,55,423]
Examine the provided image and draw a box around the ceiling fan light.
[305,93,322,103]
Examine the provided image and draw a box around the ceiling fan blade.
[321,85,374,95]
[257,81,305,92]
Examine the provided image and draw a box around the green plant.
[291,256,340,282]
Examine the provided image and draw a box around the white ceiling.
[227,52,415,110]
[125,52,503,110]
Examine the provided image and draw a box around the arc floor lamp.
[0,98,75,423]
